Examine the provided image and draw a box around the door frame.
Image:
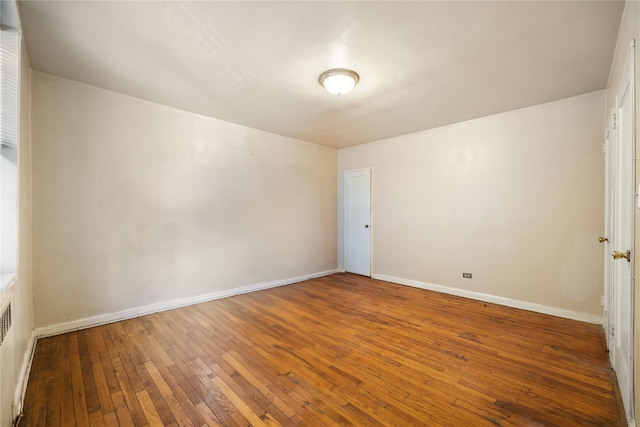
[343,168,373,276]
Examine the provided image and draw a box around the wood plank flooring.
[19,273,626,426]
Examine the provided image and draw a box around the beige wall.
[605,0,640,420]
[31,72,337,330]
[0,40,33,425]
[339,91,605,321]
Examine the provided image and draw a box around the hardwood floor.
[19,273,626,426]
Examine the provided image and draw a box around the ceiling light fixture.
[319,68,359,96]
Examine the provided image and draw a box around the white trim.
[35,269,340,338]
[372,274,603,324]
[13,330,35,419]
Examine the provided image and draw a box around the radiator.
[0,302,11,346]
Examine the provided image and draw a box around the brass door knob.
[599,237,608,243]
[612,250,631,262]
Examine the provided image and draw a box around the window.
[0,5,20,295]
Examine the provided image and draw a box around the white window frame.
[0,0,21,301]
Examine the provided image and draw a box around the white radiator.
[0,303,11,346]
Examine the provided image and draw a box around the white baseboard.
[372,274,603,324]
[35,269,340,338]
[13,331,35,420]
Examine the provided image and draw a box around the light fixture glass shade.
[319,69,359,95]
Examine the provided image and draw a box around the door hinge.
[611,113,617,130]
[602,142,607,153]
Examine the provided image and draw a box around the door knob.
[599,237,608,243]
[612,250,631,262]
[364,224,369,229]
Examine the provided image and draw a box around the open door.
[605,42,635,424]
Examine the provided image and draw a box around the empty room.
[0,0,639,426]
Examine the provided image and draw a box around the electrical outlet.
[462,273,472,279]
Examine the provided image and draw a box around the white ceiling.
[18,1,624,149]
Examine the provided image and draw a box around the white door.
[603,111,614,351]
[344,169,371,276]
[610,43,635,424]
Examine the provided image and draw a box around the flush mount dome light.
[319,68,359,95]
